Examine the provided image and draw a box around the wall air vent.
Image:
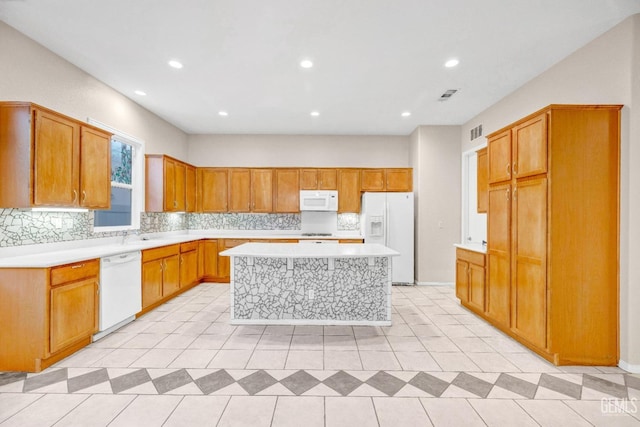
[438,89,458,101]
[470,124,483,141]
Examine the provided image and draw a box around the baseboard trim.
[618,359,640,373]
[415,281,454,286]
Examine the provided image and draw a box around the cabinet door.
[318,169,337,190]
[513,113,547,179]
[476,148,488,213]
[361,169,385,191]
[487,184,511,327]
[511,177,547,348]
[79,127,111,209]
[180,250,199,288]
[163,254,181,296]
[228,169,251,212]
[385,168,412,192]
[338,169,361,213]
[300,169,318,189]
[201,239,219,279]
[33,109,80,206]
[468,263,486,312]
[274,169,300,213]
[50,278,97,354]
[142,259,163,308]
[455,259,469,303]
[174,161,186,212]
[251,169,273,212]
[198,168,228,212]
[164,158,177,211]
[488,130,511,184]
[185,165,196,213]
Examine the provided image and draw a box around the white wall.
[461,14,640,370]
[187,134,410,167]
[0,21,188,159]
[411,126,461,283]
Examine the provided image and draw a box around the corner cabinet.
[145,155,196,213]
[481,104,621,366]
[0,259,99,372]
[0,102,111,209]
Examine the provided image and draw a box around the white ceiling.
[1,0,640,135]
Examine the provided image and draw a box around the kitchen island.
[220,242,398,325]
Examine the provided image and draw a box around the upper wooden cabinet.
[0,102,111,209]
[487,113,547,185]
[337,169,361,213]
[360,168,412,192]
[228,168,251,212]
[274,169,300,213]
[481,104,622,366]
[145,155,196,212]
[251,169,273,212]
[476,147,488,213]
[360,169,385,191]
[185,165,196,213]
[197,168,228,212]
[300,169,337,190]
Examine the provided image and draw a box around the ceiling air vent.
[439,89,458,101]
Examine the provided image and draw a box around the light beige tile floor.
[1,283,638,426]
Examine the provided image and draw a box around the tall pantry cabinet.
[484,104,621,366]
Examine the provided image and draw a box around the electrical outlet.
[438,221,444,229]
[308,289,314,300]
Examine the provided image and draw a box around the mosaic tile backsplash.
[0,209,360,248]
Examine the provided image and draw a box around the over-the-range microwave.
[299,190,338,211]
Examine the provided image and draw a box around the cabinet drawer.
[180,241,198,253]
[456,248,485,266]
[142,244,180,262]
[51,259,99,286]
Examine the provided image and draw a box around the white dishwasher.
[94,251,142,341]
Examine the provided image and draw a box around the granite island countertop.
[220,242,399,258]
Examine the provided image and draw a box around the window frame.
[88,118,145,232]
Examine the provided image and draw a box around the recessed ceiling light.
[445,59,459,68]
[168,60,183,69]
[310,111,320,117]
[300,59,313,69]
[401,111,411,117]
[134,90,146,96]
[218,111,228,117]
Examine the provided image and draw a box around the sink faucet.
[121,230,140,244]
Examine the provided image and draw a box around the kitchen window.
[90,119,144,232]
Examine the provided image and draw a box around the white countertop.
[220,242,398,258]
[454,243,487,254]
[0,231,364,268]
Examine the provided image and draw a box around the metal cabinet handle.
[82,191,86,203]
[506,163,511,176]
[513,187,517,200]
[71,264,84,269]
[73,189,78,203]
[513,162,517,176]
[506,188,510,201]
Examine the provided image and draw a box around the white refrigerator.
[361,192,414,284]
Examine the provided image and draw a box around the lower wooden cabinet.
[455,248,486,314]
[50,277,99,354]
[180,241,199,288]
[0,259,99,372]
[141,244,180,310]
